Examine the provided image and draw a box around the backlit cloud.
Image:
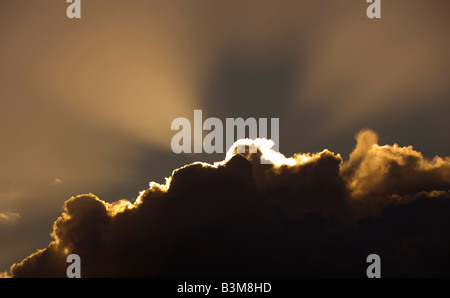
[342,130,450,210]
[9,129,450,277]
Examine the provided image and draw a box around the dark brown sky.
[0,0,449,272]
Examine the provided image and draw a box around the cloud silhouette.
[9,129,450,277]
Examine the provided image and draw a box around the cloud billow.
[8,129,450,277]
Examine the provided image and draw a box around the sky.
[0,0,449,276]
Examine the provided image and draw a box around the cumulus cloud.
[9,129,450,277]
[342,130,450,215]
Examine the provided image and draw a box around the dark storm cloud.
[7,130,450,277]
[2,0,450,274]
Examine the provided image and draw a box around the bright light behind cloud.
[224,138,299,166]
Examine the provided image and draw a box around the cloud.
[9,129,450,277]
[52,178,64,186]
[342,130,450,215]
[0,212,20,226]
[2,0,449,273]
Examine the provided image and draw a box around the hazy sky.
[0,0,449,272]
